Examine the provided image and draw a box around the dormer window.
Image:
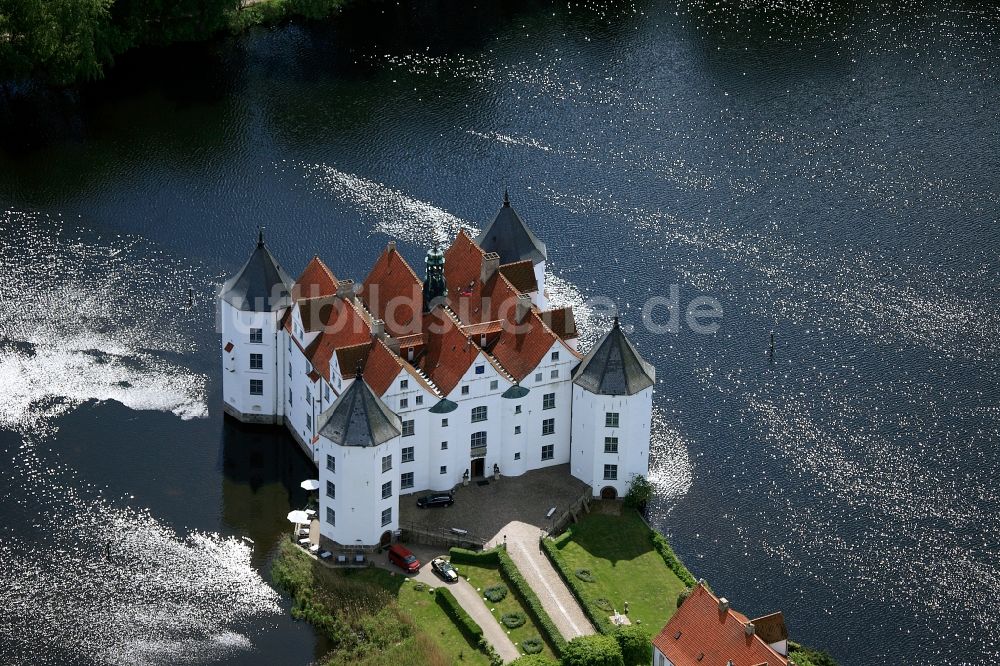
[475,365,485,374]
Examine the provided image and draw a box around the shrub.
[574,568,596,583]
[449,547,500,567]
[479,638,504,666]
[511,654,556,665]
[520,636,545,654]
[501,612,526,628]
[649,531,697,588]
[434,588,483,644]
[484,584,508,603]
[623,475,653,511]
[676,587,690,608]
[561,634,625,666]
[613,625,651,666]
[788,641,839,666]
[496,547,567,654]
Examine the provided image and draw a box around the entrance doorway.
[380,530,392,548]
[471,457,485,478]
[600,486,618,500]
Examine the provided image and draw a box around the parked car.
[387,544,420,573]
[416,492,455,508]
[431,557,459,583]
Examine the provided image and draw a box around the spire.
[573,317,655,396]
[503,188,510,207]
[422,244,448,313]
[476,190,547,266]
[220,227,293,312]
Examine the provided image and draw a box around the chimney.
[718,598,729,613]
[516,293,532,323]
[372,319,386,339]
[480,252,500,283]
[387,240,396,253]
[744,622,755,637]
[337,278,355,299]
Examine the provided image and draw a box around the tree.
[561,634,624,666]
[613,625,652,666]
[623,474,653,512]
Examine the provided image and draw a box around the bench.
[546,507,557,518]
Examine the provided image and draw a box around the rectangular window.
[381,507,392,526]
[402,446,414,463]
[514,425,521,434]
[326,455,335,473]
[461,385,470,395]
[288,337,292,353]
[542,418,555,436]
[381,480,392,499]
[439,465,447,475]
[402,420,415,437]
[401,472,414,489]
[514,452,521,461]
[288,363,292,378]
[551,351,559,361]
[490,380,499,391]
[249,379,263,395]
[400,379,408,389]
[441,418,449,427]
[250,328,263,343]
[249,353,263,370]
[326,480,335,499]
[325,383,330,401]
[471,406,488,423]
[475,365,485,374]
[400,398,408,409]
[288,388,293,405]
[606,412,620,428]
[415,395,423,406]
[441,441,448,450]
[604,437,619,454]
[550,369,559,379]
[306,414,312,430]
[382,455,392,473]
[306,387,311,403]
[535,372,543,383]
[541,444,554,461]
[604,464,618,480]
[543,392,555,410]
[326,507,335,526]
[471,431,487,455]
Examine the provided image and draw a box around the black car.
[431,557,459,583]
[416,492,454,508]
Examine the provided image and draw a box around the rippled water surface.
[1,1,998,664]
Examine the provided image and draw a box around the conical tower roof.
[476,190,547,266]
[572,318,655,396]
[318,375,402,447]
[220,230,293,312]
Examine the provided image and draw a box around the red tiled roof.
[499,260,537,293]
[751,612,788,647]
[541,306,578,340]
[294,256,337,300]
[363,338,404,396]
[303,299,372,379]
[414,307,479,395]
[360,243,423,338]
[334,342,371,379]
[652,583,788,666]
[298,295,338,333]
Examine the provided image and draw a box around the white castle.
[218,193,656,548]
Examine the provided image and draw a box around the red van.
[387,544,420,573]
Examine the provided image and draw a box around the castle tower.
[570,318,655,499]
[316,372,403,548]
[477,189,549,308]
[219,229,293,424]
[422,245,447,312]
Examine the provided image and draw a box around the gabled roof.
[499,260,538,293]
[363,338,405,396]
[751,612,789,647]
[360,242,423,337]
[294,256,338,300]
[220,234,293,312]
[413,307,480,395]
[573,318,654,396]
[303,299,372,379]
[476,191,547,266]
[317,374,401,448]
[652,583,788,666]
[541,306,578,340]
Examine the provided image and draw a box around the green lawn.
[460,561,558,660]
[547,509,690,631]
[272,541,488,666]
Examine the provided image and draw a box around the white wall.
[220,301,284,423]
[532,260,547,310]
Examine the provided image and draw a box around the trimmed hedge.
[434,588,483,645]
[541,538,614,634]
[649,531,697,588]
[511,655,557,666]
[449,547,500,567]
[613,625,652,666]
[561,634,624,666]
[496,547,568,654]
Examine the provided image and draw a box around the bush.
[511,654,556,665]
[788,641,839,666]
[484,584,508,603]
[613,625,651,666]
[649,531,697,588]
[496,547,567,654]
[574,568,596,583]
[623,475,653,511]
[676,587,690,608]
[594,598,613,612]
[479,638,504,666]
[501,612,526,628]
[540,538,614,634]
[434,588,483,644]
[449,547,500,567]
[561,634,625,666]
[520,636,545,654]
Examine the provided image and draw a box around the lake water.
[1,1,998,664]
